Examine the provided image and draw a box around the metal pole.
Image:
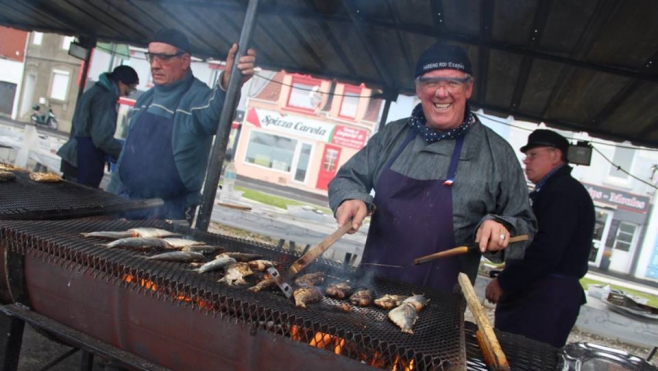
[378,98,392,133]
[195,0,260,231]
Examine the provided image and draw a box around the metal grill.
[0,169,160,220]
[464,322,558,371]
[0,219,468,370]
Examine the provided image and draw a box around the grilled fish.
[388,303,418,334]
[325,282,353,299]
[374,294,406,310]
[248,277,276,292]
[147,251,205,263]
[293,286,323,309]
[181,245,224,254]
[221,252,263,262]
[105,237,174,251]
[160,238,204,249]
[198,255,237,274]
[218,262,253,286]
[247,259,276,272]
[0,163,26,172]
[294,272,325,287]
[0,171,16,182]
[29,172,61,182]
[350,288,374,307]
[403,294,430,312]
[82,228,179,240]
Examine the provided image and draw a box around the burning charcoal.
[294,272,325,287]
[388,303,418,334]
[325,282,353,299]
[374,294,406,310]
[293,286,324,309]
[218,262,253,286]
[350,288,374,307]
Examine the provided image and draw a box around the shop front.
[233,107,369,194]
[584,182,651,274]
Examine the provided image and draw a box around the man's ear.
[181,53,192,70]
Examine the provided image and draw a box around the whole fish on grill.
[293,286,324,309]
[402,294,430,312]
[247,259,277,272]
[388,303,418,334]
[105,237,175,251]
[220,252,263,262]
[294,272,325,287]
[218,262,253,286]
[29,172,61,182]
[198,255,237,274]
[147,251,205,263]
[160,238,204,249]
[82,228,179,240]
[350,288,374,307]
[0,171,16,182]
[325,282,353,299]
[0,163,26,172]
[374,294,406,310]
[181,245,224,254]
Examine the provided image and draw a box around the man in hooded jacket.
[58,65,139,188]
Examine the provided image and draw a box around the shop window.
[245,131,297,172]
[613,222,637,252]
[339,86,361,119]
[32,32,43,45]
[294,143,312,182]
[607,146,634,180]
[62,36,75,50]
[286,75,321,112]
[323,148,339,172]
[50,69,70,101]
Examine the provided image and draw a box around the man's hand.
[221,43,257,90]
[475,220,510,253]
[335,199,368,234]
[485,278,504,304]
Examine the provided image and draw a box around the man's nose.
[435,85,449,97]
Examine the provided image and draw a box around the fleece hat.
[150,28,191,53]
[110,65,139,85]
[520,129,570,155]
[414,43,472,78]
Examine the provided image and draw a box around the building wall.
[0,26,27,62]
[0,27,28,119]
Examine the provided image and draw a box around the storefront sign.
[246,108,369,149]
[246,108,332,142]
[583,182,650,213]
[330,125,368,149]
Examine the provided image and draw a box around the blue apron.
[361,131,465,292]
[75,136,106,188]
[118,89,191,220]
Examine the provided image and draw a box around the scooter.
[30,104,58,130]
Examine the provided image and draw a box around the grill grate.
[0,169,158,220]
[0,219,468,370]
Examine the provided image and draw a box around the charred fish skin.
[350,288,374,307]
[388,303,418,334]
[293,286,324,309]
[403,294,430,312]
[147,251,205,263]
[198,256,237,274]
[325,282,353,299]
[218,262,253,286]
[294,272,325,287]
[105,237,173,250]
[374,294,406,310]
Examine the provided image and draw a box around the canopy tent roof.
[1,0,657,148]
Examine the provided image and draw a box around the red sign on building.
[331,125,368,149]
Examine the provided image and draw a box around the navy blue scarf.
[408,103,475,143]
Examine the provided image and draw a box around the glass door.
[292,143,312,183]
[589,208,613,266]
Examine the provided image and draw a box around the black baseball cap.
[414,43,472,78]
[150,28,191,53]
[520,129,570,154]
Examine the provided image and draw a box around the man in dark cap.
[485,129,595,347]
[58,65,139,188]
[328,43,536,291]
[109,28,256,223]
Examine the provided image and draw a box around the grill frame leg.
[0,311,25,371]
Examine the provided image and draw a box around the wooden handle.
[458,273,509,371]
[413,234,529,265]
[289,223,352,275]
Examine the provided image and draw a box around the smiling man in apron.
[328,43,536,291]
[58,66,139,188]
[109,29,256,224]
[485,129,595,347]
